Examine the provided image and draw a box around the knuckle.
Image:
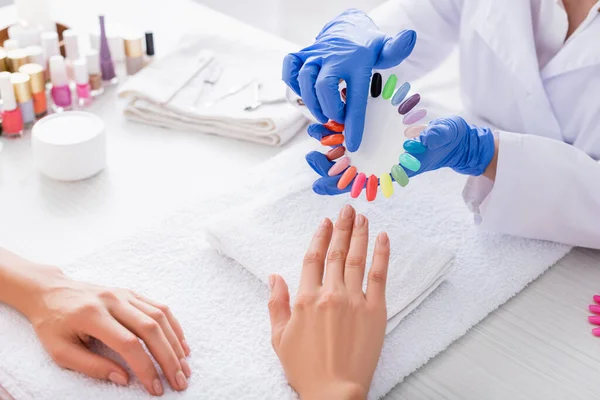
[141,319,161,334]
[303,250,323,264]
[369,269,386,285]
[317,291,343,309]
[267,297,282,312]
[119,334,142,353]
[154,303,170,314]
[73,302,102,318]
[345,255,366,270]
[327,250,346,262]
[294,293,316,310]
[98,289,119,302]
[148,309,166,322]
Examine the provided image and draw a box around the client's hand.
[10,261,191,396]
[268,205,390,400]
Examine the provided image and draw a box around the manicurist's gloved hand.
[402,116,496,177]
[282,9,416,152]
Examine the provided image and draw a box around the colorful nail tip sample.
[325,146,345,161]
[324,120,345,133]
[341,87,347,102]
[320,134,345,146]
[391,165,409,187]
[403,108,427,125]
[366,174,378,201]
[350,173,367,198]
[399,153,421,171]
[391,82,410,106]
[589,315,600,325]
[337,166,357,190]
[382,74,397,100]
[403,140,427,154]
[405,125,426,138]
[370,73,382,98]
[594,295,600,304]
[380,173,393,198]
[397,93,421,115]
[594,327,600,337]
[590,305,600,314]
[328,156,351,176]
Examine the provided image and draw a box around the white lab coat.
[370,0,600,248]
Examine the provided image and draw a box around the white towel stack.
[117,36,307,146]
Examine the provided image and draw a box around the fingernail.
[176,370,188,390]
[593,327,600,337]
[319,218,330,230]
[589,316,600,325]
[589,305,600,314]
[180,358,192,378]
[355,214,366,227]
[341,204,354,218]
[153,379,164,396]
[108,372,128,386]
[594,295,600,304]
[182,340,191,356]
[269,275,275,289]
[378,232,389,245]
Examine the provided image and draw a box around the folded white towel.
[0,140,572,400]
[117,36,307,146]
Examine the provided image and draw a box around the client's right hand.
[268,205,390,400]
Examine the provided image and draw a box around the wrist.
[0,248,63,321]
[300,381,367,400]
[482,133,499,181]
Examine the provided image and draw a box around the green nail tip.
[391,164,409,187]
[399,153,421,172]
[382,74,397,100]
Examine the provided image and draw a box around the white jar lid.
[32,111,107,181]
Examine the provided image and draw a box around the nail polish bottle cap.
[73,58,88,85]
[145,32,154,56]
[41,31,60,60]
[10,72,32,102]
[19,63,45,93]
[86,49,100,75]
[25,45,44,66]
[49,55,68,86]
[0,48,7,72]
[124,36,143,58]
[62,29,80,60]
[7,48,28,72]
[0,71,17,110]
[3,39,19,51]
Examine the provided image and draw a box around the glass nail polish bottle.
[19,63,47,118]
[124,36,144,75]
[86,50,104,96]
[73,59,92,108]
[0,72,24,137]
[49,55,72,112]
[62,29,80,82]
[10,72,35,127]
[99,15,118,85]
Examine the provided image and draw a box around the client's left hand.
[268,205,390,400]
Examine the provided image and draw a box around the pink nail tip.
[589,316,600,325]
[328,156,351,176]
[594,295,600,304]
[589,305,600,314]
[593,328,600,337]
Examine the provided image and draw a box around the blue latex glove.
[402,116,496,177]
[282,9,416,152]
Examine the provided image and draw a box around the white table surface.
[1,0,599,399]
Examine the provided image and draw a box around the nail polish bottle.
[86,49,103,96]
[62,30,80,81]
[19,63,47,117]
[124,36,143,75]
[98,15,117,84]
[144,31,154,66]
[7,48,28,72]
[74,59,92,108]
[0,48,7,72]
[49,55,72,112]
[0,72,24,137]
[10,72,35,126]
[41,31,60,82]
[3,39,19,51]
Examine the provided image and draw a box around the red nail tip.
[324,120,344,133]
[589,305,600,314]
[320,134,344,146]
[350,173,366,198]
[325,146,345,161]
[366,174,378,202]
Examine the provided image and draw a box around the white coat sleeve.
[369,0,463,82]
[463,131,600,248]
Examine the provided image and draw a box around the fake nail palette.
[319,72,428,201]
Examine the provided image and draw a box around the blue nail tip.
[391,82,410,106]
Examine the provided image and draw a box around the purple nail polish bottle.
[99,15,117,84]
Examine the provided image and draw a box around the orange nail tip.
[324,120,345,133]
[366,174,378,202]
[320,134,345,146]
[337,166,357,190]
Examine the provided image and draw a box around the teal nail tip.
[403,140,426,154]
[391,82,410,106]
[399,153,421,171]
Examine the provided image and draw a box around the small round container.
[32,111,106,181]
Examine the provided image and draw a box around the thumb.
[50,339,130,386]
[267,274,291,352]
[374,29,417,69]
